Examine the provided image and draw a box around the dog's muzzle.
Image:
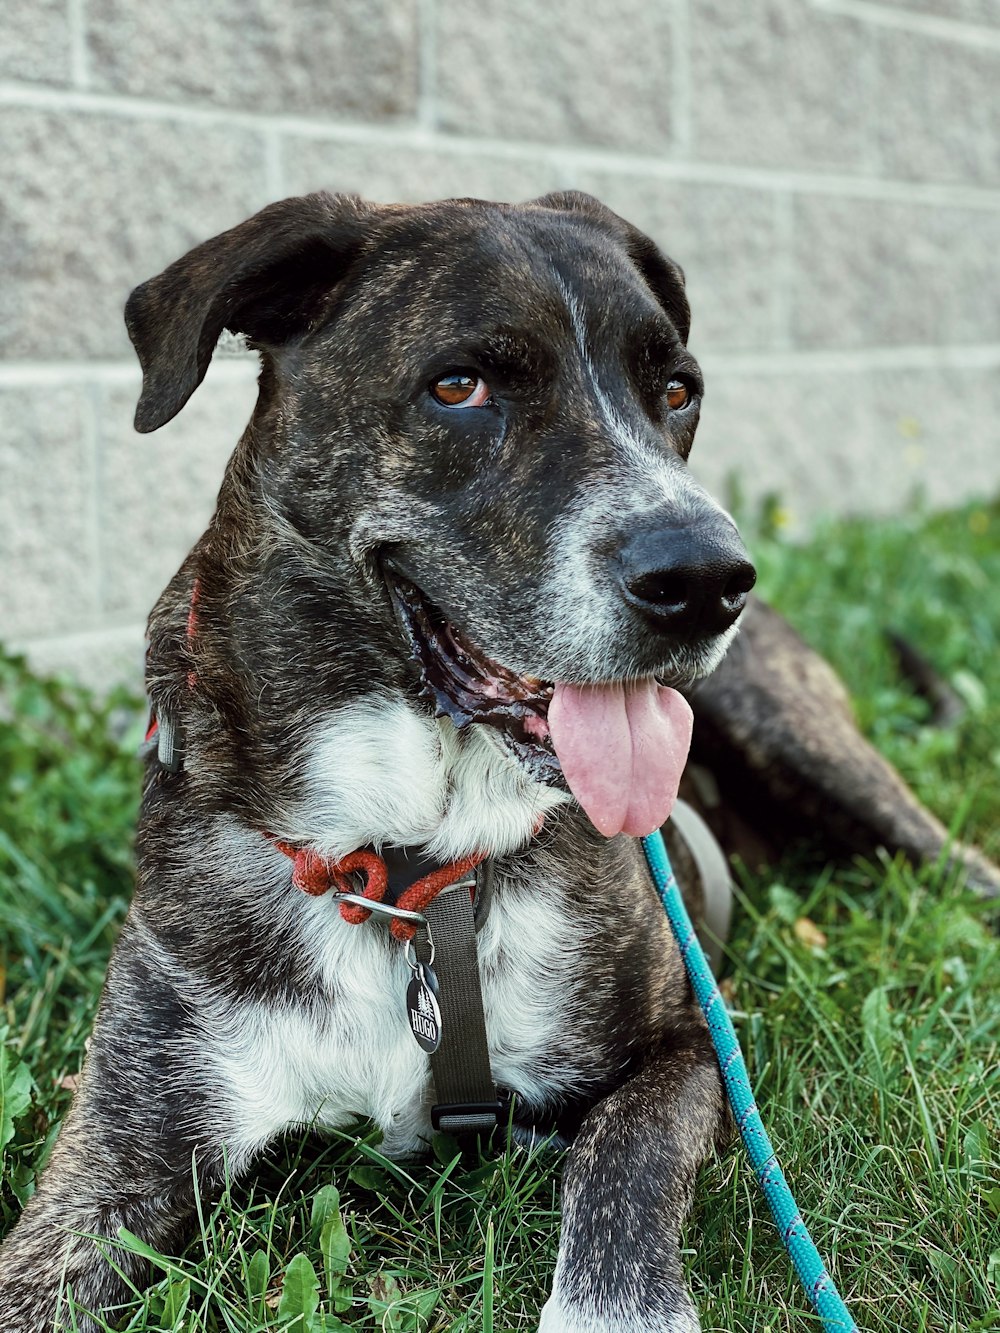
[615,518,756,638]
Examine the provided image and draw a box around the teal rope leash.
[641,829,859,1333]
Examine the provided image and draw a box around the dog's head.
[127,191,754,837]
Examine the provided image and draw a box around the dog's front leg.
[0,941,230,1333]
[0,1126,204,1333]
[540,1028,725,1333]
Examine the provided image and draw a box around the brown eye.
[666,379,690,411]
[430,373,491,408]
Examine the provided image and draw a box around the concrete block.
[790,196,1000,348]
[874,29,1000,185]
[0,386,100,641]
[692,365,1000,526]
[867,365,1000,511]
[433,0,675,151]
[0,0,71,84]
[14,626,147,695]
[691,371,878,526]
[280,137,560,205]
[566,172,781,353]
[96,363,259,621]
[690,0,874,173]
[86,0,418,120]
[0,109,268,360]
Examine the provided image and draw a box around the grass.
[2,496,999,1333]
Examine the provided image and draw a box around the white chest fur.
[209,877,588,1164]
[281,692,568,862]
[204,696,584,1164]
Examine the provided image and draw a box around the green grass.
[2,497,999,1333]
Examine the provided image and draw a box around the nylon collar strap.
[269,835,504,1135]
[145,567,507,1134]
[145,708,506,1134]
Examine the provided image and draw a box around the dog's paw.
[538,1287,700,1333]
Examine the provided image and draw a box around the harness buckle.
[431,1091,510,1135]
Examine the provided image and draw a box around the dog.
[2,189,996,1333]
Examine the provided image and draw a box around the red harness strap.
[172,575,510,940]
[185,577,201,690]
[145,575,202,744]
[271,839,487,942]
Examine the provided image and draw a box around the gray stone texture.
[692,370,877,525]
[0,0,71,84]
[86,0,419,121]
[693,365,1000,525]
[0,109,269,360]
[0,386,99,637]
[690,0,875,173]
[566,172,781,353]
[868,365,1000,511]
[96,365,259,620]
[2,0,999,679]
[790,197,1000,348]
[280,138,560,207]
[875,28,1000,184]
[11,627,147,694]
[433,0,674,151]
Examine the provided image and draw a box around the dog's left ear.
[125,192,376,433]
[531,190,690,344]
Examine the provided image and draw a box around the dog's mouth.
[384,568,695,839]
[386,570,563,786]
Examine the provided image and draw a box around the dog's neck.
[277,690,568,864]
[148,471,571,863]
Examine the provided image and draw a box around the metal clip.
[404,929,435,970]
[330,891,429,928]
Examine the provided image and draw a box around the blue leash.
[641,829,859,1332]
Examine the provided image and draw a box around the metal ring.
[330,892,428,926]
[434,877,477,895]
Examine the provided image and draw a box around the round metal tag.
[406,971,442,1054]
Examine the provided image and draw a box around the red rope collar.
[271,839,487,942]
[166,574,527,942]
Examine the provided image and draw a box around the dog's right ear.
[125,192,375,433]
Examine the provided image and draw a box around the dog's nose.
[616,521,756,635]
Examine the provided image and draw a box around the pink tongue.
[548,680,693,838]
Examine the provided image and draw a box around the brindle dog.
[1,191,995,1333]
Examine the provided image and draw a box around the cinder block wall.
[2,0,999,686]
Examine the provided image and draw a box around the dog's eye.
[666,379,690,411]
[430,373,491,408]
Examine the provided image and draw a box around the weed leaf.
[310,1184,341,1238]
[348,1163,386,1192]
[162,1274,190,1325]
[861,985,894,1075]
[369,1274,438,1333]
[320,1209,350,1280]
[247,1248,271,1307]
[963,1121,991,1182]
[278,1252,320,1329]
[116,1227,180,1275]
[0,1028,33,1154]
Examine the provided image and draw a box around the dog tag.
[406,962,442,1054]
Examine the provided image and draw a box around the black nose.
[617,520,756,635]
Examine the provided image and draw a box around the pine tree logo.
[407,977,441,1051]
